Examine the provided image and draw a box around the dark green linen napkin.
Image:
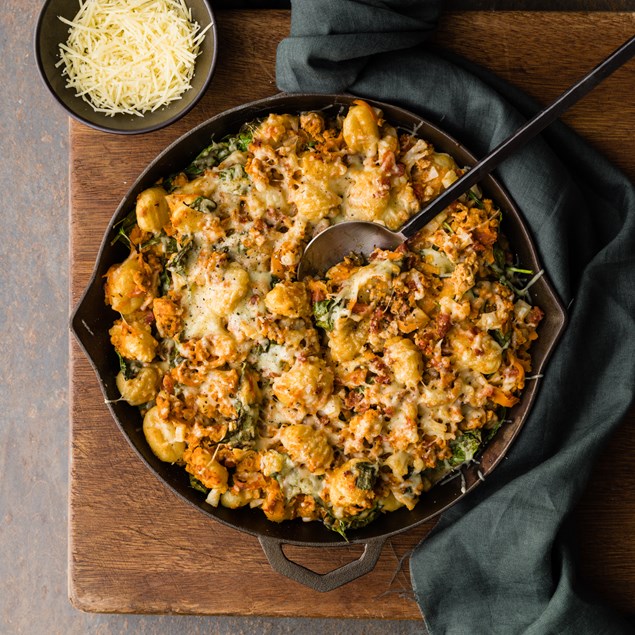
[277,2,635,632]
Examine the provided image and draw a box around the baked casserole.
[104,100,543,536]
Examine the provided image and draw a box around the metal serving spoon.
[297,34,635,279]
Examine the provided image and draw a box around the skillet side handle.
[258,535,386,593]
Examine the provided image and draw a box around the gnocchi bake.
[105,101,543,536]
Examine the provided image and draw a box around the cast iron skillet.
[71,93,567,592]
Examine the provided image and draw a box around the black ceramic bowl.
[71,93,567,591]
[35,0,217,134]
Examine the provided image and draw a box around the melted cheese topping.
[56,0,209,116]
[105,102,543,536]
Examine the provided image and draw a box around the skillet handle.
[258,535,386,592]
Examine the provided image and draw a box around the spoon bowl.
[298,221,405,279]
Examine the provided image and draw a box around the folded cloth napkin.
[277,1,635,632]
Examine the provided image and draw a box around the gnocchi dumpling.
[342,100,380,155]
[273,357,334,414]
[104,253,152,315]
[381,181,420,230]
[167,193,221,239]
[142,406,185,463]
[220,489,256,509]
[264,281,311,318]
[290,180,341,222]
[348,409,383,446]
[279,424,334,474]
[448,327,503,375]
[116,366,162,406]
[328,317,368,362]
[343,165,389,222]
[213,262,250,315]
[184,445,229,491]
[327,458,377,510]
[135,187,170,233]
[384,337,423,388]
[109,319,158,363]
[270,218,308,280]
[195,368,239,419]
[184,262,250,333]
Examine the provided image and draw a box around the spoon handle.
[399,33,635,240]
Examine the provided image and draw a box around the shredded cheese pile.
[56,0,209,117]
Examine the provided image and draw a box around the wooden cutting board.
[70,10,635,617]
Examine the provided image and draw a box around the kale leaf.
[189,474,209,494]
[491,329,512,350]
[184,124,256,178]
[447,430,482,467]
[187,196,217,213]
[116,351,139,380]
[110,208,137,248]
[483,407,507,444]
[467,190,484,209]
[167,240,193,276]
[184,139,236,178]
[222,399,259,448]
[313,299,336,331]
[323,505,381,541]
[354,462,377,491]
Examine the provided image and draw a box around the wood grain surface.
[70,10,635,617]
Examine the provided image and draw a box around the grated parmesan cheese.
[56,0,210,117]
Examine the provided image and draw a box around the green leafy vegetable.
[323,505,381,541]
[493,244,506,272]
[252,339,271,356]
[442,221,454,234]
[161,174,178,193]
[313,299,336,330]
[491,329,512,350]
[139,235,161,249]
[164,236,179,253]
[189,474,209,494]
[467,190,484,207]
[354,462,377,490]
[184,139,237,178]
[140,234,178,253]
[187,196,217,213]
[483,408,506,443]
[218,164,246,181]
[167,240,193,275]
[222,399,259,448]
[158,339,185,368]
[184,123,256,178]
[116,351,139,380]
[467,190,484,208]
[110,209,137,248]
[491,243,536,298]
[447,430,482,467]
[506,266,534,276]
[235,129,253,152]
[159,268,171,296]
